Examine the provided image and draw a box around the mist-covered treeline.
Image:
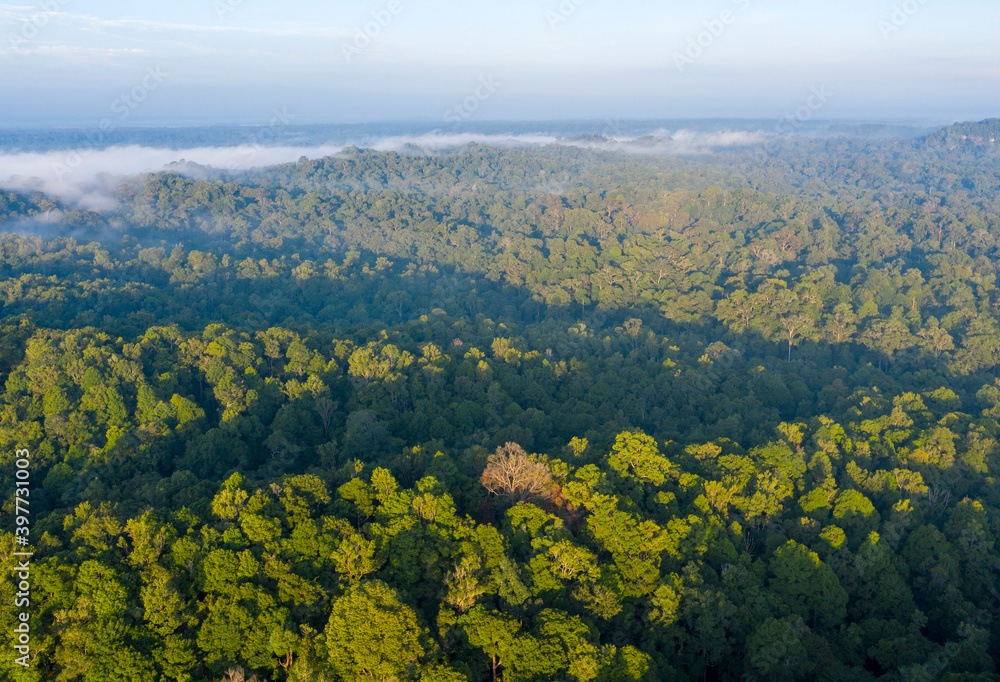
[1,122,1000,681]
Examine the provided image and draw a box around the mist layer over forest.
[1,118,1000,680]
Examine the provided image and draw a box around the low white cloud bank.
[363,133,562,151]
[0,130,766,209]
[0,144,344,210]
[562,129,767,155]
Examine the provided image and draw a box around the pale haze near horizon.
[0,0,997,127]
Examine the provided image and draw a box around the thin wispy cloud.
[74,14,352,39]
[2,1,997,122]
[0,3,61,15]
[0,4,352,40]
[14,45,155,57]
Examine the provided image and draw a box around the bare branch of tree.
[480,442,555,504]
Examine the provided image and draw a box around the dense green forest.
[3,122,1000,680]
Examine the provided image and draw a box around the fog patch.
[0,131,768,207]
[363,132,560,152]
[0,210,122,243]
[0,144,342,209]
[559,128,767,154]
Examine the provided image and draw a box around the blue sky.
[0,0,997,126]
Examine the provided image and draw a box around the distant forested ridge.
[1,124,1000,681]
[927,119,1000,149]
